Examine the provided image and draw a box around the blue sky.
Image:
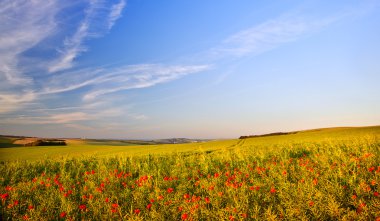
[1,0,379,139]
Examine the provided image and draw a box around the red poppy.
[105,198,109,202]
[313,178,318,185]
[146,203,152,209]
[270,188,276,194]
[79,204,87,211]
[60,212,67,218]
[112,203,118,208]
[134,209,140,215]
[375,191,379,197]
[28,205,34,210]
[181,213,188,220]
[1,193,9,200]
[167,188,174,193]
[309,201,314,207]
[204,197,210,204]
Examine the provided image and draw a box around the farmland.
[1,126,380,220]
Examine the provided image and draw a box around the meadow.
[0,126,379,220]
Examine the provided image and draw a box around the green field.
[1,126,379,162]
[1,126,379,220]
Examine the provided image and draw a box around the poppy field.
[1,127,380,220]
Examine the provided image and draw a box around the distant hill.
[152,138,207,144]
[0,135,208,147]
[239,132,298,139]
[239,125,380,139]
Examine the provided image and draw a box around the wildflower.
[150,198,155,203]
[357,203,366,213]
[352,195,357,200]
[79,204,87,211]
[250,186,260,191]
[241,213,247,218]
[134,209,140,215]
[146,203,152,210]
[28,205,34,210]
[1,193,9,200]
[374,191,379,197]
[229,215,235,220]
[112,203,119,208]
[181,213,188,220]
[309,201,314,207]
[5,186,13,191]
[313,178,318,185]
[105,198,109,202]
[183,193,190,199]
[60,212,67,218]
[282,171,287,175]
[368,167,375,172]
[270,188,276,194]
[167,188,174,193]
[23,215,29,220]
[205,197,210,204]
[96,187,103,193]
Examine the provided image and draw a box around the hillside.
[0,125,379,161]
[1,125,379,220]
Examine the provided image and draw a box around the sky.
[0,0,380,139]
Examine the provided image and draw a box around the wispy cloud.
[0,92,36,113]
[206,15,335,60]
[38,63,210,100]
[83,64,211,100]
[108,0,127,29]
[0,105,139,127]
[0,0,58,85]
[48,0,126,73]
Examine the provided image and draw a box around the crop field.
[1,126,380,220]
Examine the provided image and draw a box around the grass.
[0,126,379,220]
[1,126,379,162]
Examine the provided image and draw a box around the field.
[1,126,380,220]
